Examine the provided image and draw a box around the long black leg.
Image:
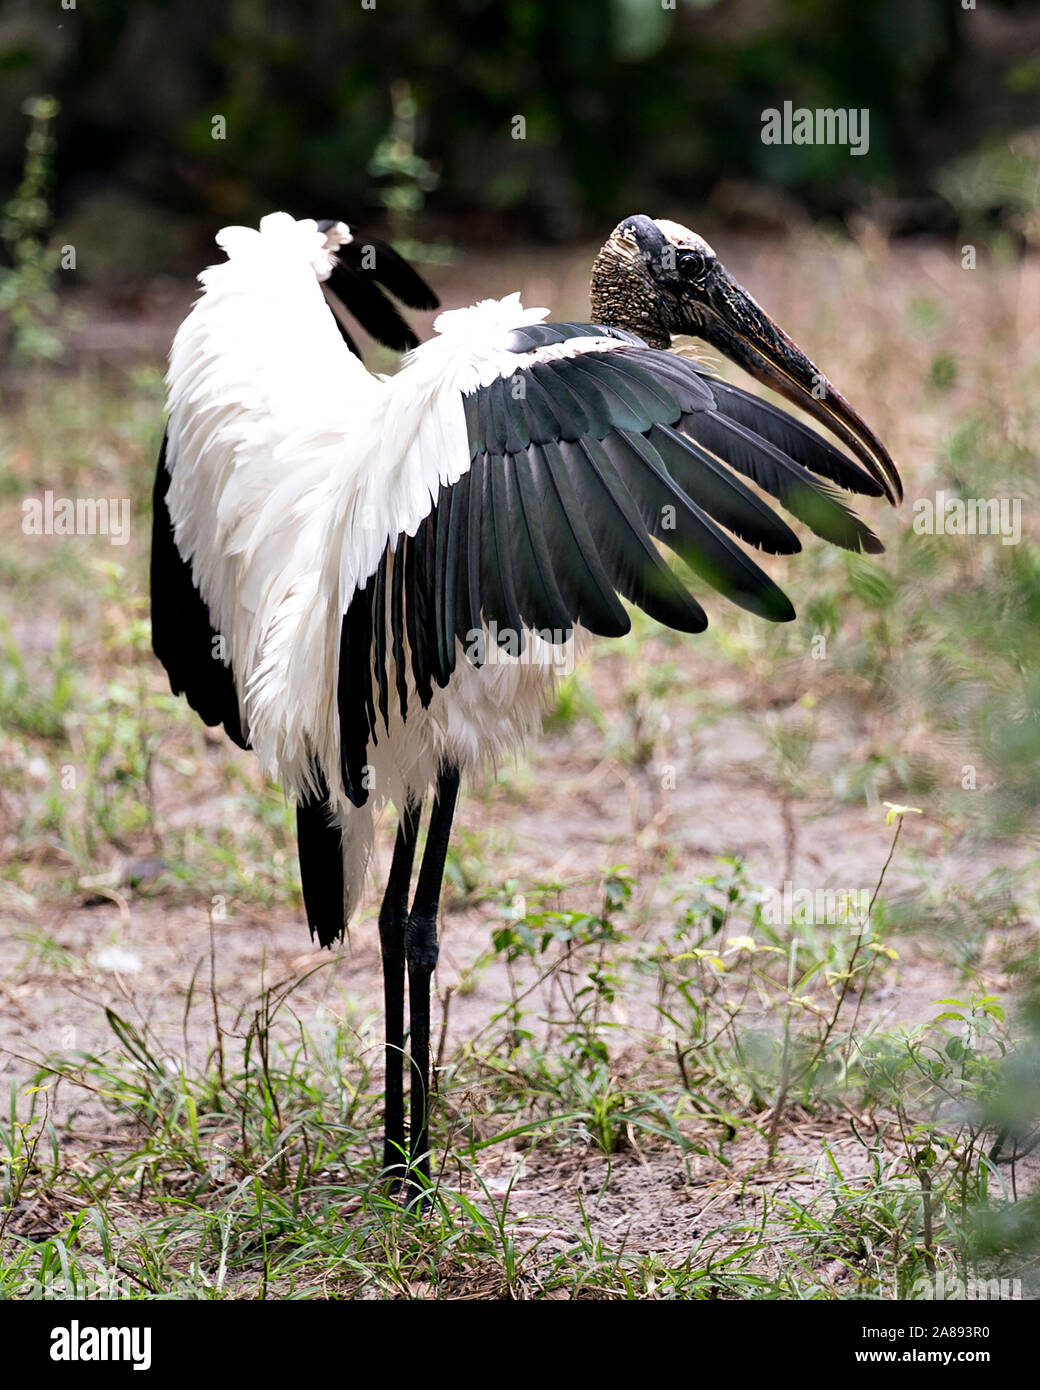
[378,799,421,1182]
[406,763,460,1197]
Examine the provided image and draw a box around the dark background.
[1,0,1038,284]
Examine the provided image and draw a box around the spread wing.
[337,321,886,806]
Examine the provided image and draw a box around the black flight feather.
[697,372,886,498]
[296,776,345,949]
[315,220,439,353]
[338,580,375,806]
[680,410,882,554]
[151,431,249,749]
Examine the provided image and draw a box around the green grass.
[1,848,1035,1300]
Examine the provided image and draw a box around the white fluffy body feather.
[164,213,585,915]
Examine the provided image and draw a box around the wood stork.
[151,211,900,1195]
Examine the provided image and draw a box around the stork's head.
[591,214,901,503]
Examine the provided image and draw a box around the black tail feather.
[296,782,345,948]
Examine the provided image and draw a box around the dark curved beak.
[690,264,902,505]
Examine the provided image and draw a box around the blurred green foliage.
[0,94,62,360]
[0,0,1036,267]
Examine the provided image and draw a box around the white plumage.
[165,214,576,915]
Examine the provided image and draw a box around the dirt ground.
[0,640,982,1072]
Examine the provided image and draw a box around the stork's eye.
[677,248,708,280]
